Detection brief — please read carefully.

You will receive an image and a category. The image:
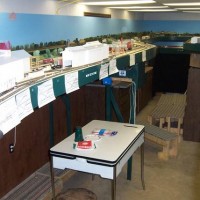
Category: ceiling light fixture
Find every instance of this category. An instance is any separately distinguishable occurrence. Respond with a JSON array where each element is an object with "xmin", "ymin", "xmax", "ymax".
[
  {"xmin": 79, "ymin": 0, "xmax": 155, "ymax": 6},
  {"xmin": 176, "ymin": 8, "xmax": 200, "ymax": 10},
  {"xmin": 164, "ymin": 2, "xmax": 200, "ymax": 6},
  {"xmin": 183, "ymin": 11, "xmax": 200, "ymax": 13},
  {"xmin": 128, "ymin": 9, "xmax": 177, "ymax": 12},
  {"xmin": 109, "ymin": 6, "xmax": 168, "ymax": 9}
]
